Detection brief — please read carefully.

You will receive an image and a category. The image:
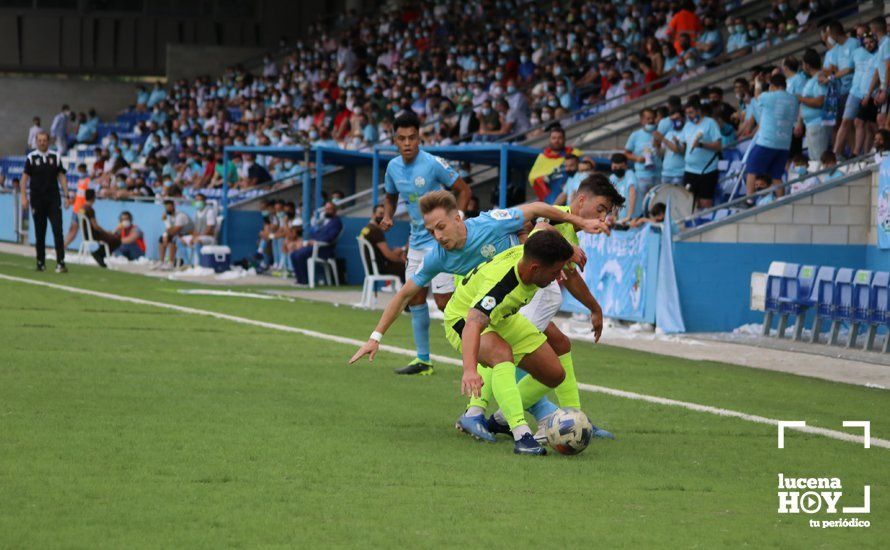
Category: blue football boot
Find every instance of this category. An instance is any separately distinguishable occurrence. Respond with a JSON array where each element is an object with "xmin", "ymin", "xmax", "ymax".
[
  {"xmin": 455, "ymin": 413, "xmax": 496, "ymax": 443},
  {"xmin": 514, "ymin": 432, "xmax": 547, "ymax": 455}
]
